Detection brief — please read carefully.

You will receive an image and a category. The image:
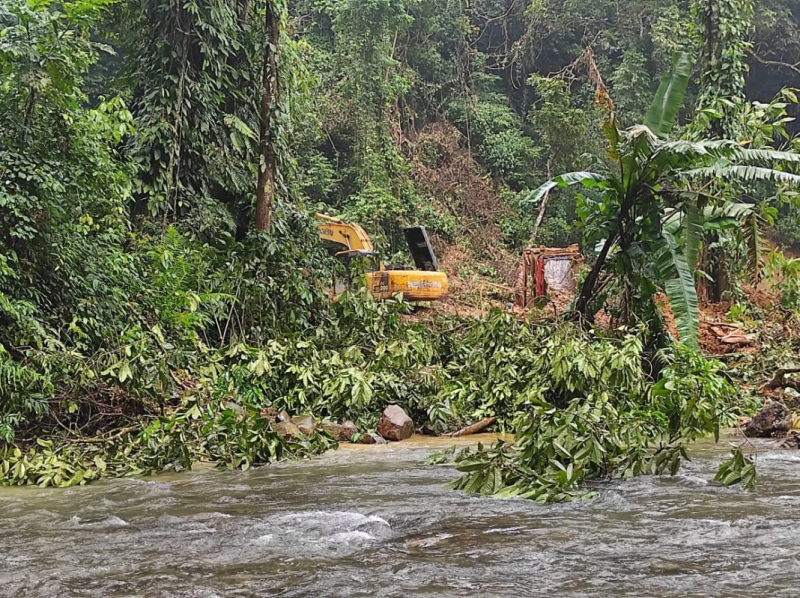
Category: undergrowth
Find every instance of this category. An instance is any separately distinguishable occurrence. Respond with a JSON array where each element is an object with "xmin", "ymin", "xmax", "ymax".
[{"xmin": 1, "ymin": 280, "xmax": 760, "ymax": 491}]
